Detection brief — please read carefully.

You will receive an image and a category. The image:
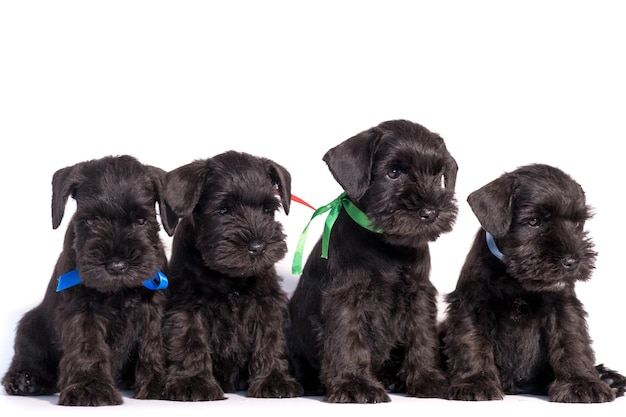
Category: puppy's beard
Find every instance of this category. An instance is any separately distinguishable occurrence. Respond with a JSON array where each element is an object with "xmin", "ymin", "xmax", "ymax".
[
  {"xmin": 77, "ymin": 265, "xmax": 160, "ymax": 292},
  {"xmin": 200, "ymin": 241, "xmax": 287, "ymax": 278},
  {"xmin": 362, "ymin": 189, "xmax": 458, "ymax": 247},
  {"xmin": 373, "ymin": 206, "xmax": 458, "ymax": 247},
  {"xmin": 75, "ymin": 241, "xmax": 163, "ymax": 292},
  {"xmin": 517, "ymin": 278, "xmax": 570, "ymax": 292},
  {"xmin": 501, "ymin": 233, "xmax": 596, "ymax": 292},
  {"xmin": 506, "ymin": 256, "xmax": 595, "ymax": 292}
]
